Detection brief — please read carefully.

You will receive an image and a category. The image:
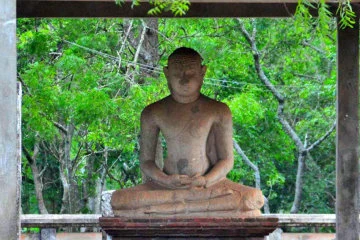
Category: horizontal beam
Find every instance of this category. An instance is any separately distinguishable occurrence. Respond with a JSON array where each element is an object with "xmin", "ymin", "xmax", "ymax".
[
  {"xmin": 19, "ymin": 232, "xmax": 352, "ymax": 240},
  {"xmin": 266, "ymin": 214, "xmax": 338, "ymax": 227},
  {"xmin": 21, "ymin": 214, "xmax": 360, "ymax": 228},
  {"xmin": 18, "ymin": 0, "xmax": 360, "ymax": 18},
  {"xmin": 21, "ymin": 214, "xmax": 102, "ymax": 228},
  {"xmin": 16, "ymin": 0, "xmax": 360, "ymax": 3},
  {"xmin": 17, "ymin": 0, "xmax": 360, "ymax": 18},
  {"xmin": 17, "ymin": 1, "xmax": 300, "ymax": 18}
]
